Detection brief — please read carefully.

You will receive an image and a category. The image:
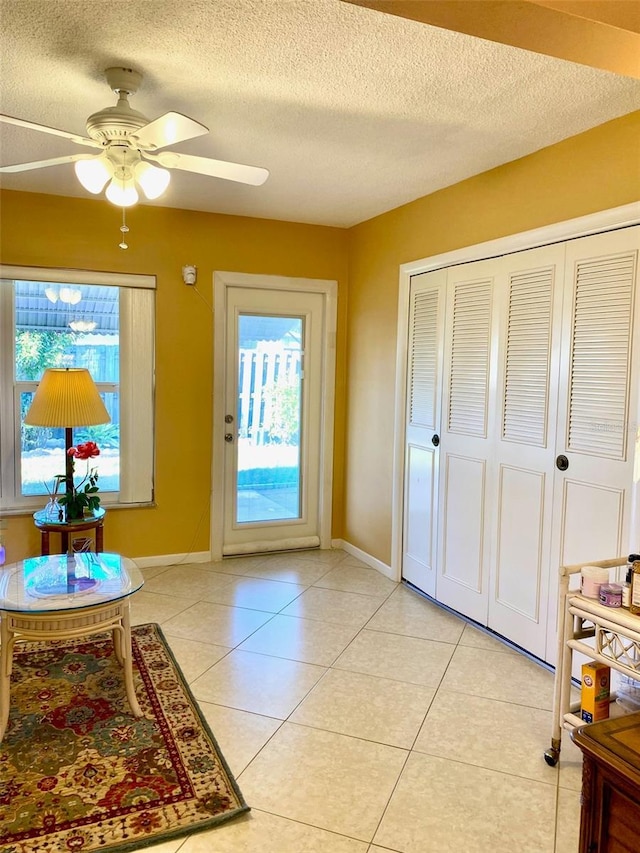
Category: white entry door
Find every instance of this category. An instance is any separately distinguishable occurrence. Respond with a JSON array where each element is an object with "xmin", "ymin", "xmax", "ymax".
[
  {"xmin": 212, "ymin": 273, "xmax": 337, "ymax": 558},
  {"xmin": 402, "ymin": 268, "xmax": 446, "ymax": 596}
]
